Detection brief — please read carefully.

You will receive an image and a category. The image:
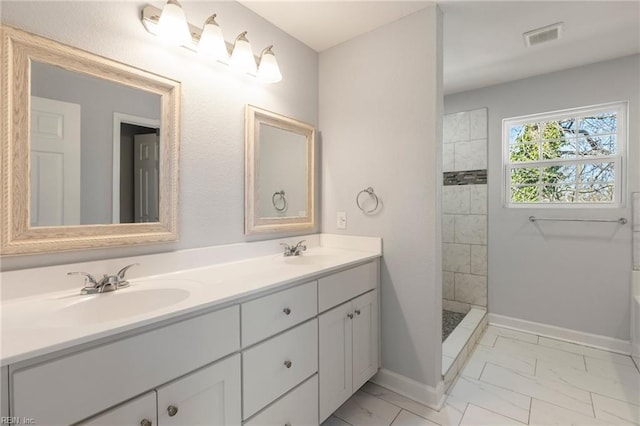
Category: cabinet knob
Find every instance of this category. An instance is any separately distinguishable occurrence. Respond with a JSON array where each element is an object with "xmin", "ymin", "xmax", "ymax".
[
  {"xmin": 140, "ymin": 420, "xmax": 152, "ymax": 426},
  {"xmin": 283, "ymin": 307, "xmax": 292, "ymax": 315},
  {"xmin": 284, "ymin": 360, "xmax": 292, "ymax": 368},
  {"xmin": 285, "ymin": 423, "xmax": 292, "ymax": 426},
  {"xmin": 347, "ymin": 313, "xmax": 354, "ymax": 319},
  {"xmin": 355, "ymin": 309, "xmax": 361, "ymax": 315},
  {"xmin": 167, "ymin": 405, "xmax": 179, "ymax": 417}
]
